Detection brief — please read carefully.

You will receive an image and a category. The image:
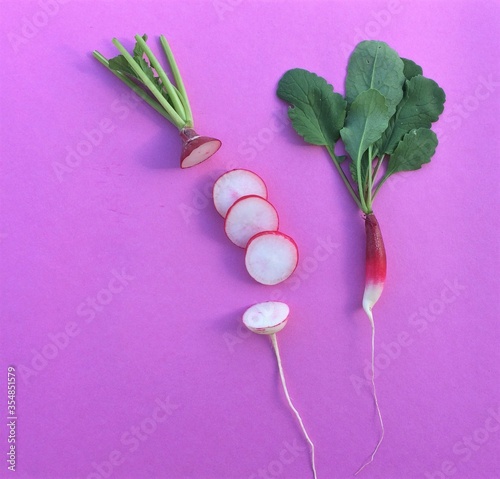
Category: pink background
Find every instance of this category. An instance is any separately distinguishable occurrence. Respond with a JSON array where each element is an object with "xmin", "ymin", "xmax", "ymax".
[{"xmin": 1, "ymin": 1, "xmax": 499, "ymax": 478}]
